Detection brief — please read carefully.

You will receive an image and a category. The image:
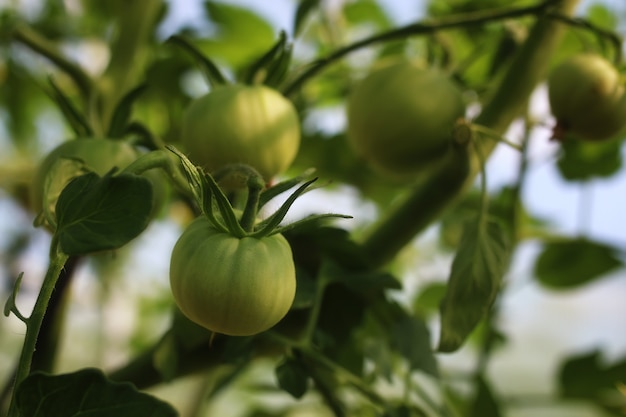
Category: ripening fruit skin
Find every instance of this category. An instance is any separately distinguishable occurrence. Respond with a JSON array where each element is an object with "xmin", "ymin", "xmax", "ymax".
[
  {"xmin": 347, "ymin": 61, "xmax": 465, "ymax": 180},
  {"xmin": 548, "ymin": 53, "xmax": 626, "ymax": 141},
  {"xmin": 181, "ymin": 84, "xmax": 301, "ymax": 181},
  {"xmin": 169, "ymin": 216, "xmax": 296, "ymax": 336}
]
